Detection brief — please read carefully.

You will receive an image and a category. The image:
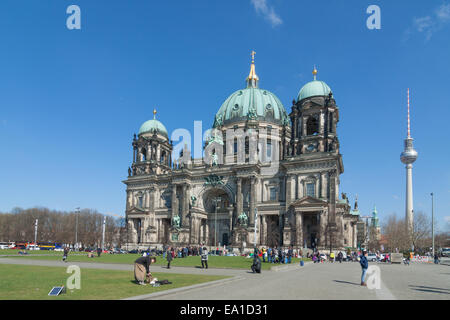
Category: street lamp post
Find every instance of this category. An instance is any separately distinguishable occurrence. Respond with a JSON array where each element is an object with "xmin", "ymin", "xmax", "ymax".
[
  {"xmin": 102, "ymin": 215, "xmax": 106, "ymax": 251},
  {"xmin": 75, "ymin": 207, "xmax": 80, "ymax": 251},
  {"xmin": 431, "ymin": 193, "xmax": 435, "ymax": 256},
  {"xmin": 212, "ymin": 197, "xmax": 221, "ymax": 253},
  {"xmin": 34, "ymin": 219, "xmax": 38, "ymax": 247},
  {"xmin": 254, "ymin": 208, "xmax": 258, "ymax": 248}
]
